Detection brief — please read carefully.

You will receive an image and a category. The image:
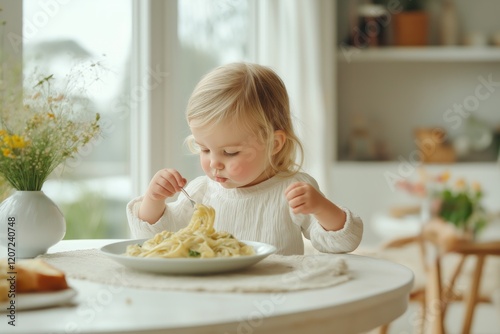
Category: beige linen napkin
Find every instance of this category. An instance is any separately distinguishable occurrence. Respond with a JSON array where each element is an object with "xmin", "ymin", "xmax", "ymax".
[{"xmin": 39, "ymin": 249, "xmax": 350, "ymax": 293}]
